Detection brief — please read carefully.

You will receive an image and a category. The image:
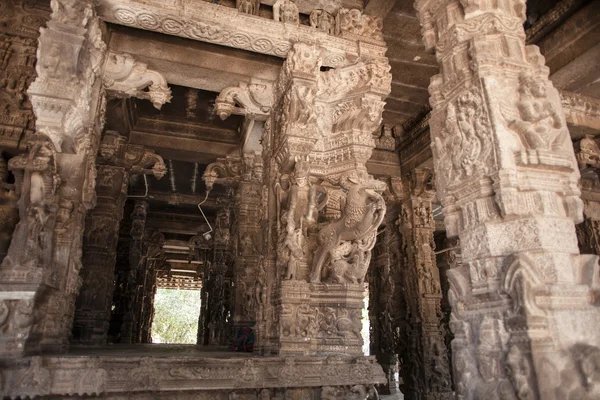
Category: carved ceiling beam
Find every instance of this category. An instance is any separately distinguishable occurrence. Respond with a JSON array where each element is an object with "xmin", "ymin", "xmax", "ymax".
[
  {"xmin": 102, "ymin": 50, "xmax": 172, "ymax": 110},
  {"xmin": 561, "ymin": 91, "xmax": 600, "ymax": 133},
  {"xmin": 97, "ymin": 0, "xmax": 387, "ymax": 68}
]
